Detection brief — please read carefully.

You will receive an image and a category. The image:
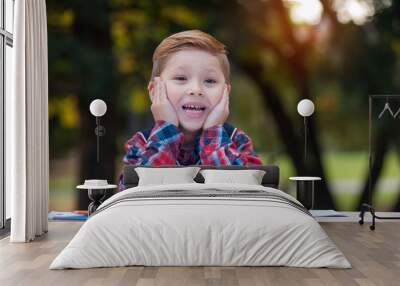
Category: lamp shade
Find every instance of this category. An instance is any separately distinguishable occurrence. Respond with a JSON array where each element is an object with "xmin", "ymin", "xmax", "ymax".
[
  {"xmin": 297, "ymin": 99, "xmax": 315, "ymax": 117},
  {"xmin": 90, "ymin": 99, "xmax": 107, "ymax": 117}
]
